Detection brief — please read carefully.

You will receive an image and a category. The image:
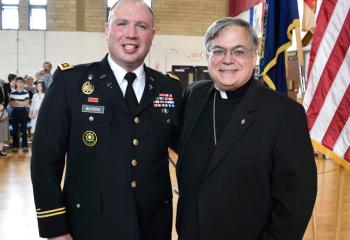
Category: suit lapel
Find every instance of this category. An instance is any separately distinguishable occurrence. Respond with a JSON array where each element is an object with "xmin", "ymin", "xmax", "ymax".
[
  {"xmin": 135, "ymin": 66, "xmax": 162, "ymax": 116},
  {"xmin": 203, "ymin": 80, "xmax": 260, "ymax": 180},
  {"xmin": 179, "ymin": 83, "xmax": 214, "ymax": 156},
  {"xmin": 96, "ymin": 56, "xmax": 129, "ymax": 114}
]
